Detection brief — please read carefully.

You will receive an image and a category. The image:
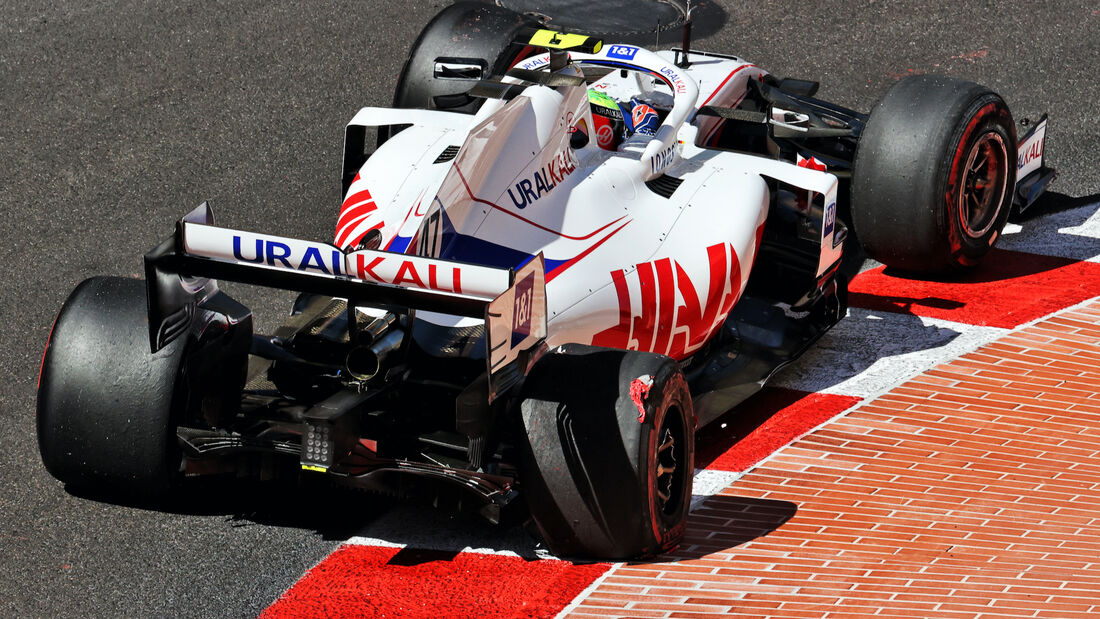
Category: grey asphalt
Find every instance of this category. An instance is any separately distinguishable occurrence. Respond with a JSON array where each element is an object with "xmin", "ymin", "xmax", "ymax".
[{"xmin": 1, "ymin": 1, "xmax": 1097, "ymax": 616}]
